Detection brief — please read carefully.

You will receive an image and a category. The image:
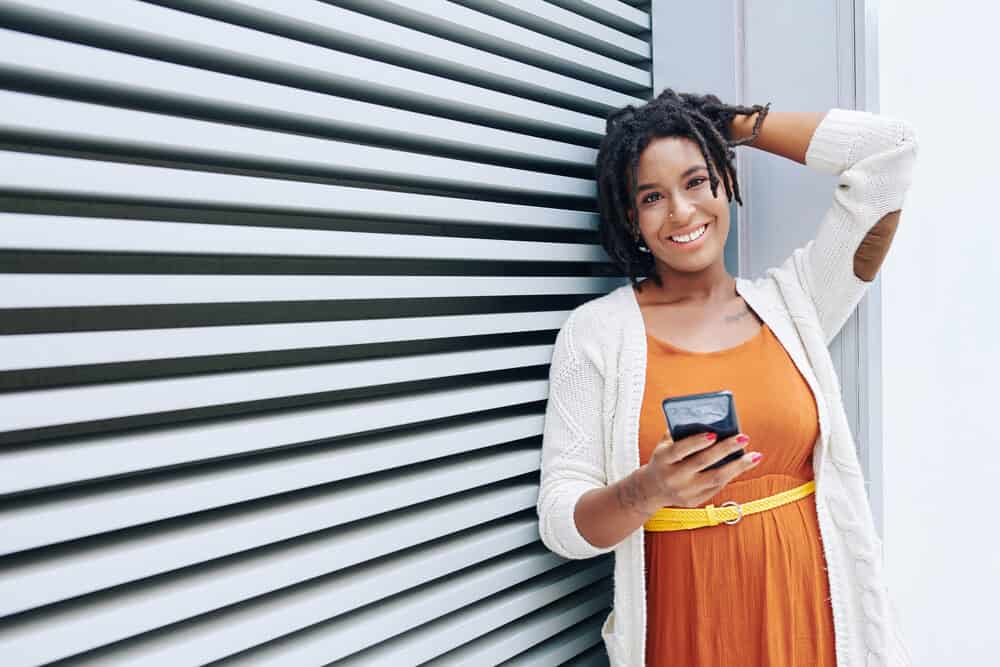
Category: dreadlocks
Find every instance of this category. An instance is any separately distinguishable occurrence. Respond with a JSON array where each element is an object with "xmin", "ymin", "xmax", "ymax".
[{"xmin": 596, "ymin": 88, "xmax": 771, "ymax": 289}]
